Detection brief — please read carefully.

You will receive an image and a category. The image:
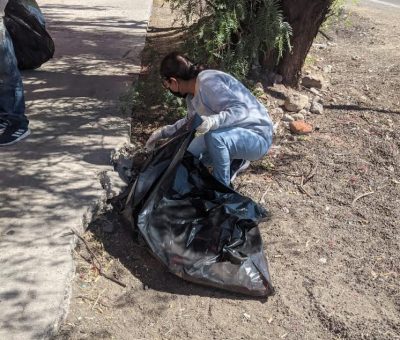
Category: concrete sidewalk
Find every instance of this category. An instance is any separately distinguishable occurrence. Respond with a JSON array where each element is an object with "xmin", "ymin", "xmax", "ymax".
[{"xmin": 0, "ymin": 0, "xmax": 152, "ymax": 338}]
